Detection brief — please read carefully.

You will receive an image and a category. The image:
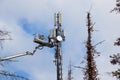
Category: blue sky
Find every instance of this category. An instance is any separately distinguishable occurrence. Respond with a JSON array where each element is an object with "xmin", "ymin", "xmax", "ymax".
[
  {"xmin": 18, "ymin": 18, "xmax": 50, "ymax": 36},
  {"xmin": 0, "ymin": 0, "xmax": 119, "ymax": 80}
]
